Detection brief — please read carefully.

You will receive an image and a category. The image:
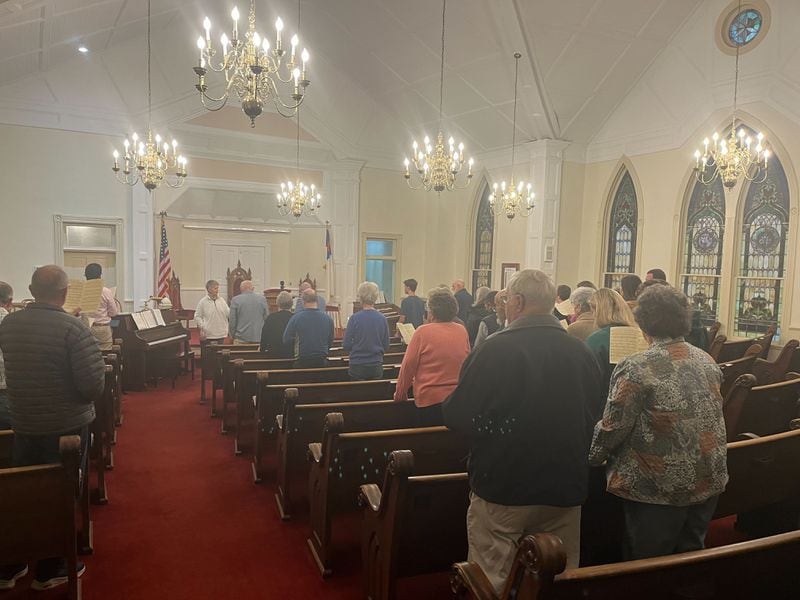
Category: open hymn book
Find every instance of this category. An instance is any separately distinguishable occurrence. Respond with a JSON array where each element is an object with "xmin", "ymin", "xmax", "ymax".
[
  {"xmin": 609, "ymin": 326, "xmax": 650, "ymax": 364},
  {"xmin": 130, "ymin": 309, "xmax": 166, "ymax": 331},
  {"xmin": 64, "ymin": 278, "xmax": 104, "ymax": 315},
  {"xmin": 396, "ymin": 323, "xmax": 415, "ymax": 345}
]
